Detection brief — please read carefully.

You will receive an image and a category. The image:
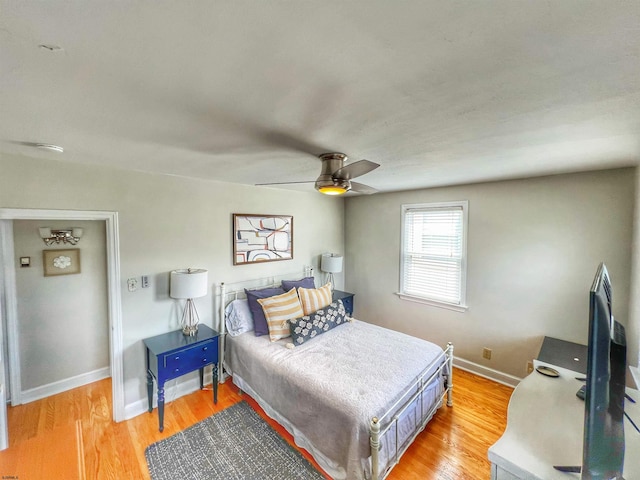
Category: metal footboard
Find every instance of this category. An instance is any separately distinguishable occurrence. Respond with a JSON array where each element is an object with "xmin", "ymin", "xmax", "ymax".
[{"xmin": 370, "ymin": 342, "xmax": 454, "ymax": 480}]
